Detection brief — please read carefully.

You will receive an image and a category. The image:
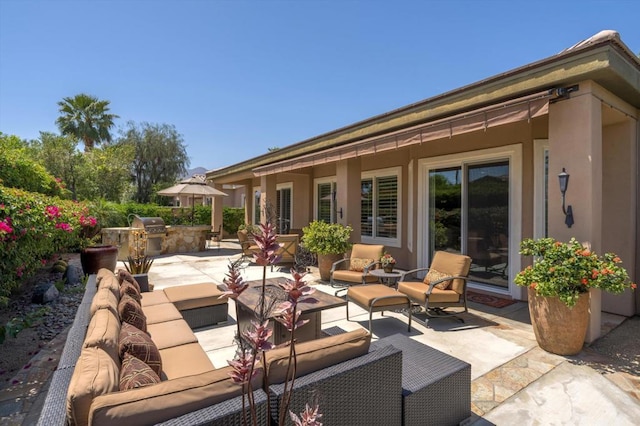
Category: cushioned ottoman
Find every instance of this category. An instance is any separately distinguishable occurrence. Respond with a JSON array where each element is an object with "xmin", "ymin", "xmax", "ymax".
[
  {"xmin": 163, "ymin": 283, "xmax": 228, "ymax": 328},
  {"xmin": 346, "ymin": 284, "xmax": 412, "ymax": 333}
]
